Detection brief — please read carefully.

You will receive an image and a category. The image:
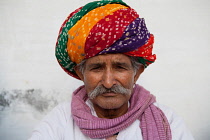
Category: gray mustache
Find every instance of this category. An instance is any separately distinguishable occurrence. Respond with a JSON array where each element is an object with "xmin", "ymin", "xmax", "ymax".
[{"xmin": 88, "ymin": 85, "xmax": 131, "ymax": 99}]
